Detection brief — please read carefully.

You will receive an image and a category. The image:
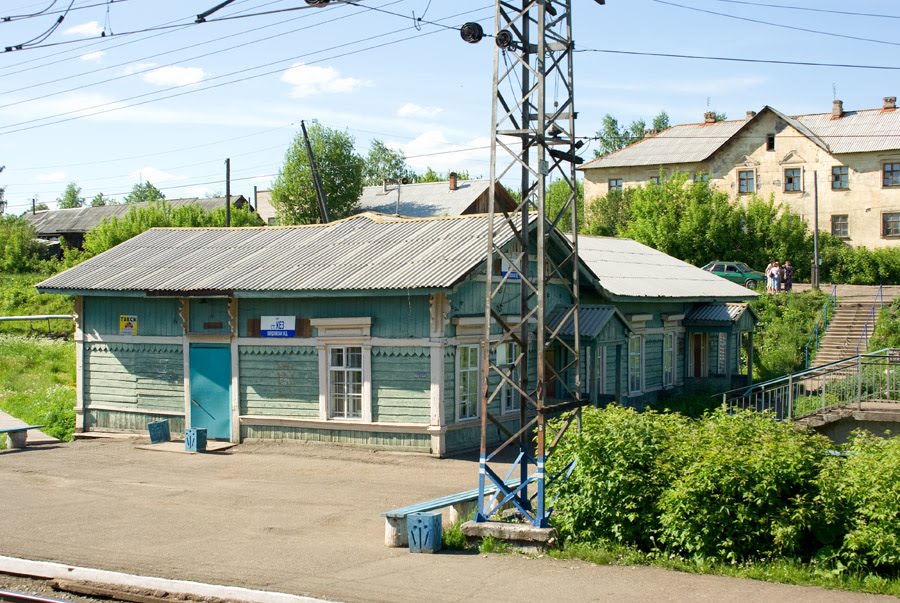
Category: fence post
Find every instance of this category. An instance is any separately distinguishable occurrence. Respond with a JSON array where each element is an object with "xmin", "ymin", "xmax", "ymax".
[
  {"xmin": 721, "ymin": 393, "xmax": 727, "ymax": 410},
  {"xmin": 821, "ymin": 375, "xmax": 826, "ymax": 413},
  {"xmin": 787, "ymin": 374, "xmax": 793, "ymax": 420},
  {"xmin": 856, "ymin": 354, "xmax": 863, "ymax": 410}
]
